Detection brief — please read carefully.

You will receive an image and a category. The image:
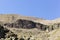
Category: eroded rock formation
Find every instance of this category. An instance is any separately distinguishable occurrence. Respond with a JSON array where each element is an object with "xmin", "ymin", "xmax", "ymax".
[
  {"xmin": 4, "ymin": 19, "xmax": 48, "ymax": 31},
  {"xmin": 0, "ymin": 14, "xmax": 60, "ymax": 40},
  {"xmin": 4, "ymin": 19, "xmax": 60, "ymax": 32}
]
